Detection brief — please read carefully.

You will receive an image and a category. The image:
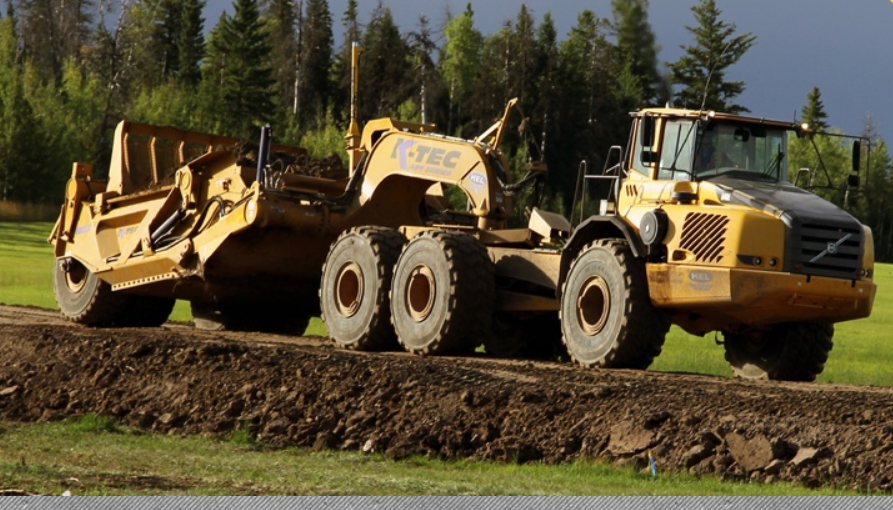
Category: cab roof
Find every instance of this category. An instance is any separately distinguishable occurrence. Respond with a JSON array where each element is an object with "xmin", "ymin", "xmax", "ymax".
[{"xmin": 633, "ymin": 108, "xmax": 801, "ymax": 131}]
